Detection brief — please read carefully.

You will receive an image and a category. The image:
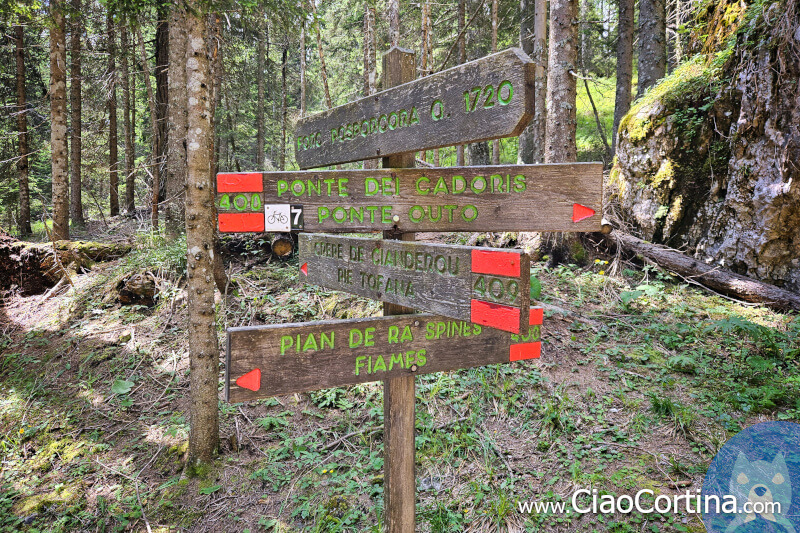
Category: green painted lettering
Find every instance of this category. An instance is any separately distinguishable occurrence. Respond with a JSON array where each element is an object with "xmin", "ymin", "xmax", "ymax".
[{"xmin": 280, "ymin": 335, "xmax": 293, "ymax": 355}]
